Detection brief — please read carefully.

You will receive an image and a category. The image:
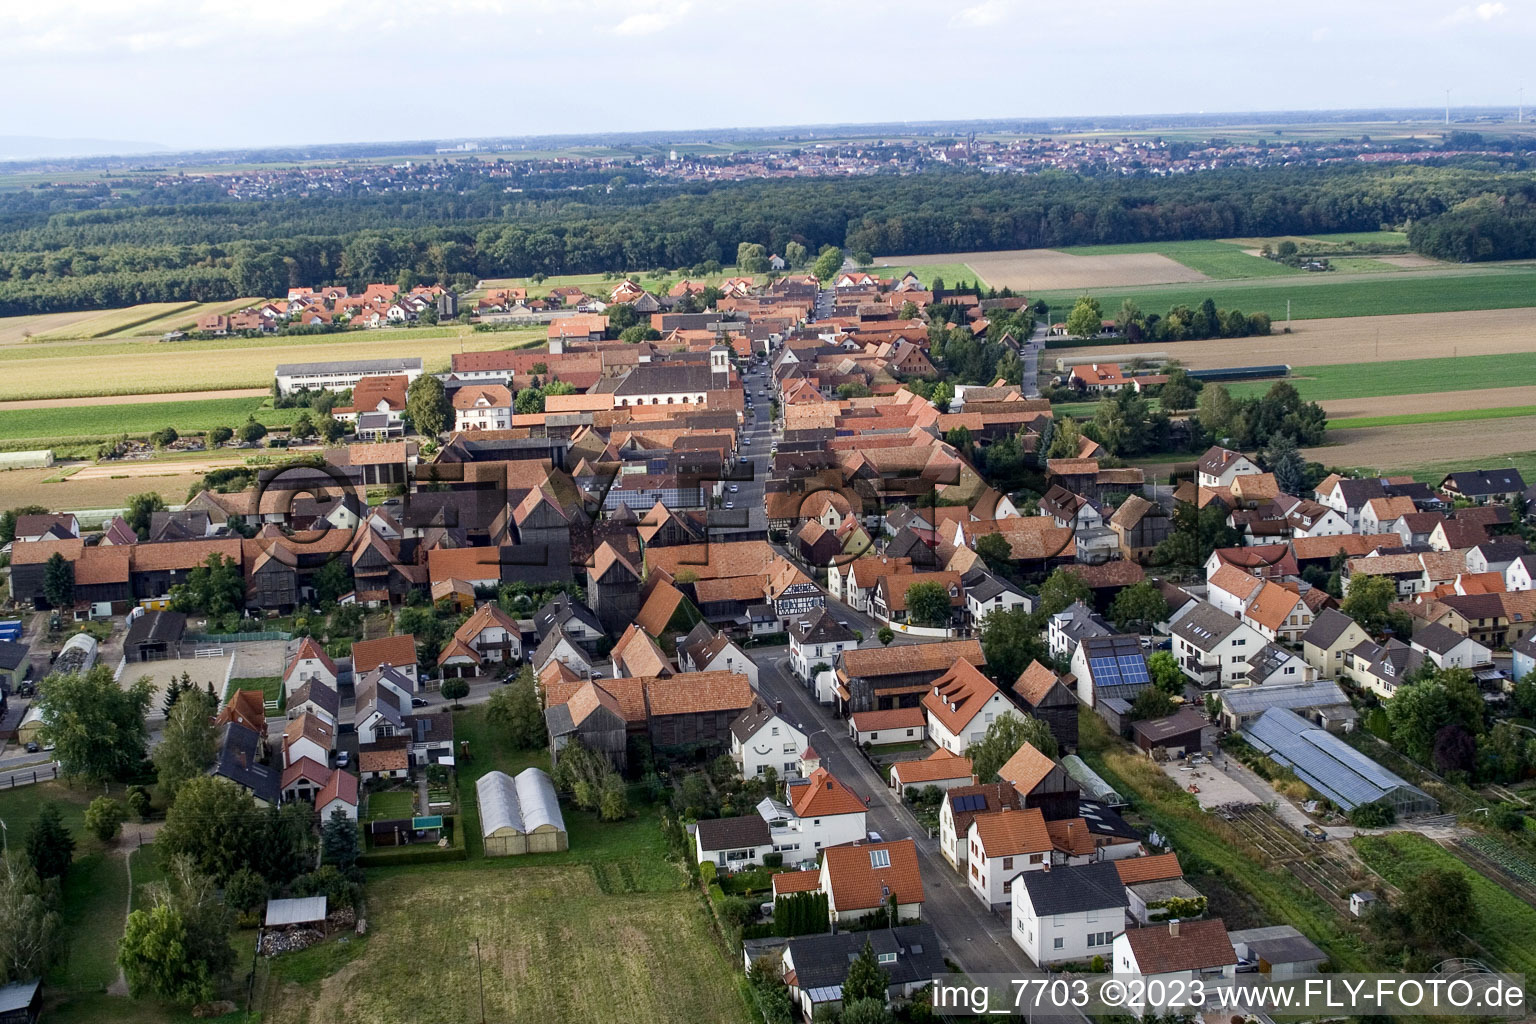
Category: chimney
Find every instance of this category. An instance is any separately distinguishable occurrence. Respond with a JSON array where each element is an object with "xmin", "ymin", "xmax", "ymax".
[
  {"xmin": 1168, "ymin": 919, "xmax": 1180, "ymax": 938},
  {"xmin": 775, "ymin": 700, "xmax": 783, "ymax": 714}
]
